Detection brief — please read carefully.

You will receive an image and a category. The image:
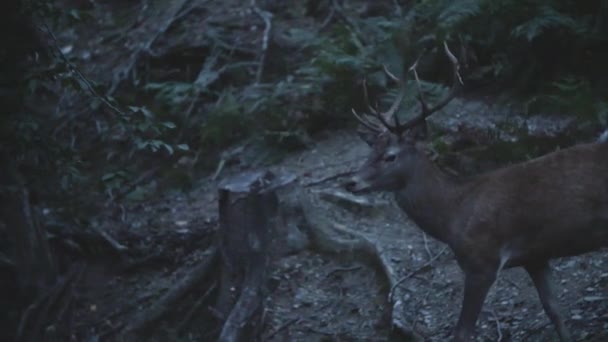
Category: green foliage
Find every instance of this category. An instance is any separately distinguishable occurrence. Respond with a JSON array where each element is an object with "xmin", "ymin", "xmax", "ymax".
[
  {"xmin": 145, "ymin": 82, "xmax": 195, "ymax": 107},
  {"xmin": 400, "ymin": 0, "xmax": 608, "ymax": 124},
  {"xmin": 0, "ymin": 0, "xmax": 193, "ymax": 218},
  {"xmin": 200, "ymin": 90, "xmax": 251, "ymax": 147},
  {"xmin": 524, "ymin": 76, "xmax": 608, "ymax": 126},
  {"xmin": 511, "ymin": 5, "xmax": 588, "ymax": 42},
  {"xmin": 8, "ymin": 0, "xmax": 607, "ymax": 221}
]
